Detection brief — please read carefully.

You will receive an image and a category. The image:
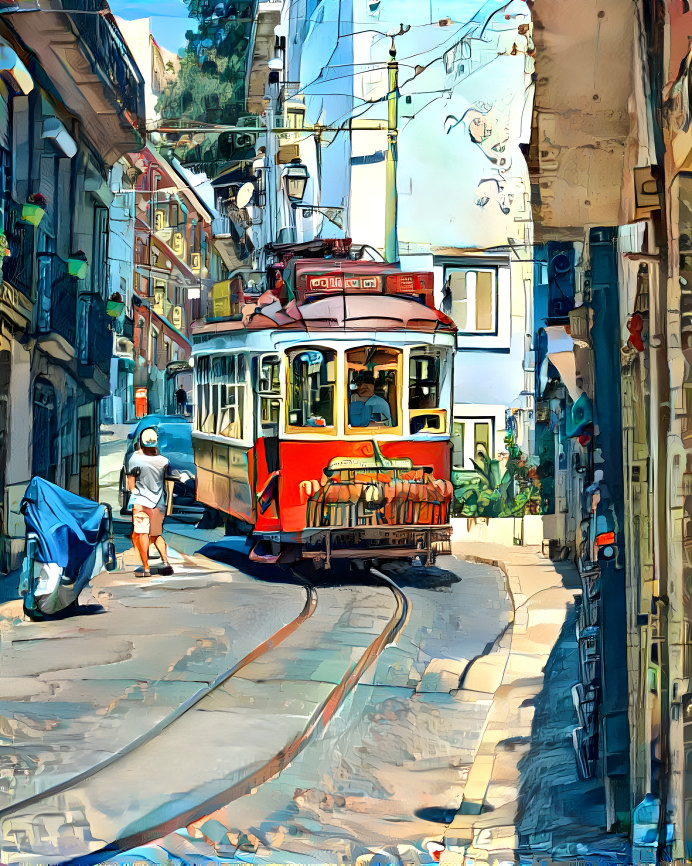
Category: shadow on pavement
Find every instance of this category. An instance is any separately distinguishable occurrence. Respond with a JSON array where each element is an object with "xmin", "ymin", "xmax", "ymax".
[
  {"xmin": 514, "ymin": 603, "xmax": 629, "ymax": 859},
  {"xmin": 24, "ymin": 602, "xmax": 108, "ymax": 622},
  {"xmin": 199, "ymin": 540, "xmax": 462, "ymax": 592}
]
